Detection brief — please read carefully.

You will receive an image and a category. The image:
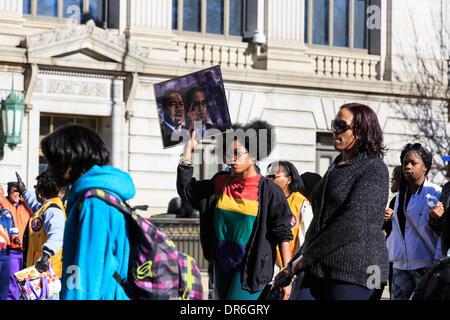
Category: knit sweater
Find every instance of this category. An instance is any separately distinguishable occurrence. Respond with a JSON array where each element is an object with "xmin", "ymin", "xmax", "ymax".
[{"xmin": 294, "ymin": 152, "xmax": 390, "ymax": 288}]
